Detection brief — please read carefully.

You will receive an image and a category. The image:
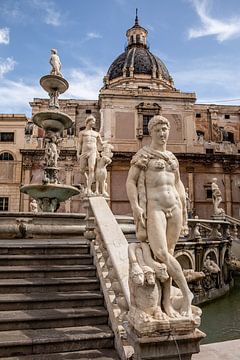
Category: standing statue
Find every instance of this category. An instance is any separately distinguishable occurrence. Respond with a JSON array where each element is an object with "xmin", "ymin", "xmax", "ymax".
[
  {"xmin": 44, "ymin": 132, "xmax": 61, "ymax": 168},
  {"xmin": 95, "ymin": 143, "xmax": 114, "ymax": 197},
  {"xmin": 77, "ymin": 115, "xmax": 105, "ymax": 196},
  {"xmin": 126, "ymin": 115, "xmax": 193, "ymax": 319},
  {"xmin": 211, "ymin": 178, "xmax": 225, "ymax": 216},
  {"xmin": 49, "ymin": 48, "xmax": 62, "ymax": 77}
]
